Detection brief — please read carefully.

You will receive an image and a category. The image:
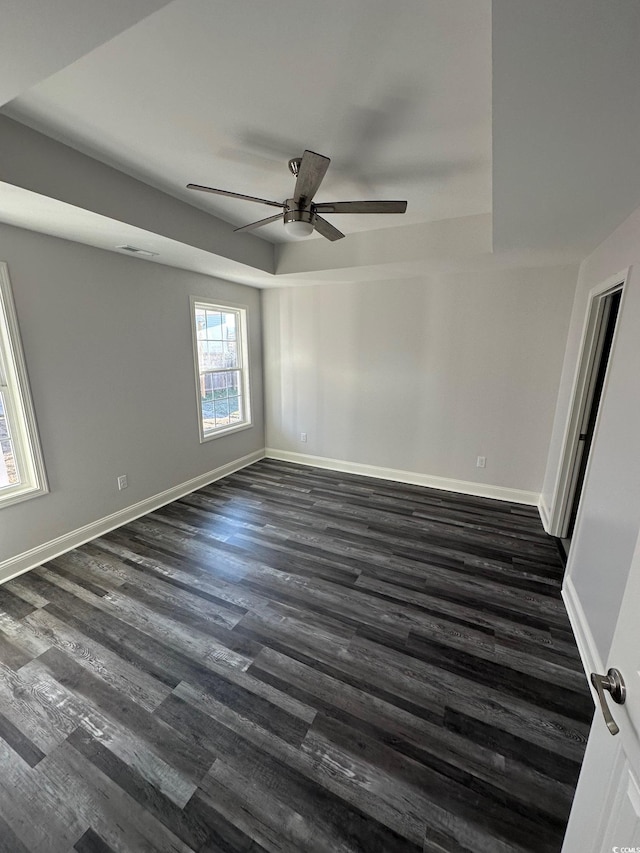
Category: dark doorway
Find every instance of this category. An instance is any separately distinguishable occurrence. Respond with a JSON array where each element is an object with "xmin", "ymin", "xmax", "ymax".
[{"xmin": 563, "ymin": 287, "xmax": 622, "ymax": 551}]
